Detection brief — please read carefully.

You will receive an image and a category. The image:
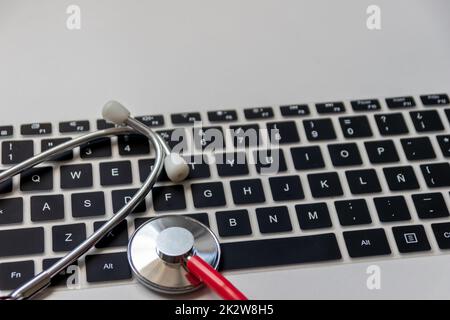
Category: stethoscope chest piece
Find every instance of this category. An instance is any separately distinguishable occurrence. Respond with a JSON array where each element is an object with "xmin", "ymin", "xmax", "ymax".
[{"xmin": 128, "ymin": 215, "xmax": 221, "ymax": 295}]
